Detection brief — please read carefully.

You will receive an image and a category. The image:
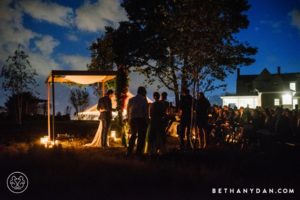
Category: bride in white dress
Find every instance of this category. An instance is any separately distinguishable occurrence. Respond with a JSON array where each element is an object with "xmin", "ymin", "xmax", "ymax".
[
  {"xmin": 84, "ymin": 92, "xmax": 118, "ymax": 147},
  {"xmin": 84, "ymin": 120, "xmax": 103, "ymax": 147}
]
